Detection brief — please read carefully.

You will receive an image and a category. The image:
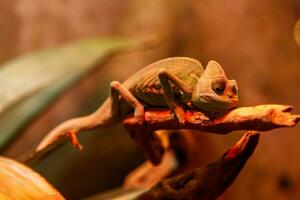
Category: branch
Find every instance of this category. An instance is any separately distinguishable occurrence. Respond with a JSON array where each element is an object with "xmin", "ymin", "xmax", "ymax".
[
  {"xmin": 138, "ymin": 131, "xmax": 260, "ymax": 200},
  {"xmin": 87, "ymin": 131, "xmax": 260, "ymax": 200},
  {"xmin": 122, "ymin": 104, "xmax": 299, "ymax": 165},
  {"xmin": 123, "ymin": 104, "xmax": 300, "ymax": 133},
  {"xmin": 26, "ymin": 104, "xmax": 299, "ymax": 165}
]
